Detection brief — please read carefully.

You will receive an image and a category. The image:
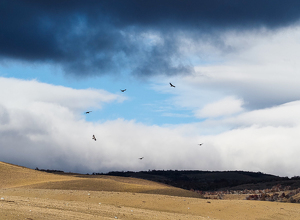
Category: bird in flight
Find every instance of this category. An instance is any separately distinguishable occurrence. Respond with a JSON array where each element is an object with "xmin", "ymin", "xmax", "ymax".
[
  {"xmin": 120, "ymin": 89, "xmax": 126, "ymax": 92},
  {"xmin": 198, "ymin": 143, "xmax": 203, "ymax": 146},
  {"xmin": 169, "ymin": 83, "xmax": 175, "ymax": 87},
  {"xmin": 92, "ymin": 135, "xmax": 96, "ymax": 141},
  {"xmin": 139, "ymin": 157, "xmax": 144, "ymax": 160},
  {"xmin": 85, "ymin": 111, "xmax": 92, "ymax": 114}
]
